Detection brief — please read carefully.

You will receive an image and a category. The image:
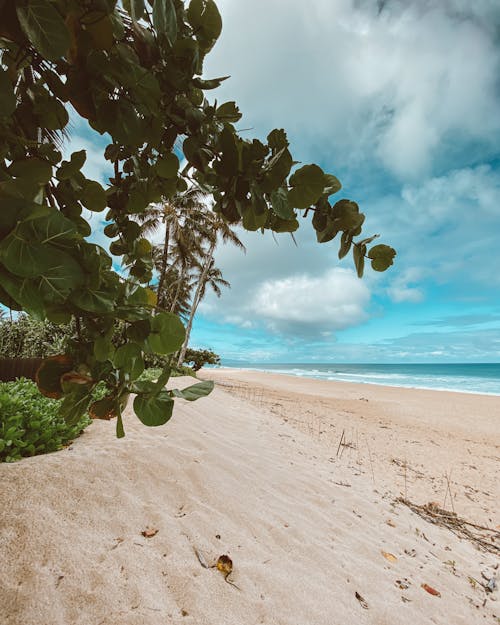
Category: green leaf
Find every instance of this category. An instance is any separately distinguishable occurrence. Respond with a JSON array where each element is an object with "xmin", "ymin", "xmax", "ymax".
[
  {"xmin": 172, "ymin": 380, "xmax": 214, "ymax": 401},
  {"xmin": 353, "ymin": 243, "xmax": 366, "ymax": 278},
  {"xmin": 133, "ymin": 391, "xmax": 174, "ymax": 426},
  {"xmin": 192, "ymin": 76, "xmax": 229, "ymax": 90},
  {"xmin": 59, "ymin": 385, "xmax": 93, "ymax": 426},
  {"xmin": 8, "ymin": 158, "xmax": 52, "ymax": 184},
  {"xmin": 146, "ymin": 312, "xmax": 185, "ymax": 355},
  {"xmin": 216, "ymin": 101, "xmax": 242, "ymax": 123},
  {"xmin": 16, "ymin": 0, "xmax": 71, "ymax": 61},
  {"xmin": 331, "ymin": 199, "xmax": 365, "ymax": 231},
  {"xmin": 189, "ymin": 0, "xmax": 222, "ymax": 50},
  {"xmin": 368, "ymin": 244, "xmax": 396, "ymax": 272},
  {"xmin": 270, "ymin": 188, "xmax": 295, "ymax": 219},
  {"xmin": 71, "ymin": 289, "xmax": 115, "ymax": 314},
  {"xmin": 113, "ymin": 343, "xmax": 144, "ymax": 380},
  {"xmin": 0, "ymin": 234, "xmax": 74, "ymax": 280},
  {"xmin": 94, "ymin": 336, "xmax": 114, "ymax": 362},
  {"xmin": 217, "ymin": 127, "xmax": 239, "ymax": 177},
  {"xmin": 116, "ymin": 412, "xmax": 125, "ymax": 438},
  {"xmin": 153, "ymin": 0, "xmax": 177, "ymax": 44},
  {"xmin": 155, "ymin": 153, "xmax": 179, "ymax": 178},
  {"xmin": 288, "ymin": 164, "xmax": 325, "ymax": 209},
  {"xmin": 33, "ymin": 94, "xmax": 68, "ymax": 130},
  {"xmin": 240, "ymin": 203, "xmax": 267, "ymax": 231},
  {"xmin": 84, "ymin": 11, "xmax": 115, "ymax": 50},
  {"xmin": 81, "ymin": 181, "xmax": 107, "ymax": 212},
  {"xmin": 267, "ymin": 129, "xmax": 289, "ymax": 151},
  {"xmin": 323, "ymin": 174, "xmax": 342, "ymax": 196},
  {"xmin": 56, "ymin": 150, "xmax": 86, "ymax": 180},
  {"xmin": 338, "ymin": 231, "xmax": 352, "ymax": 259},
  {"xmin": 0, "ymin": 68, "xmax": 16, "ymax": 117},
  {"xmin": 35, "ymin": 355, "xmax": 73, "ymax": 399}
]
